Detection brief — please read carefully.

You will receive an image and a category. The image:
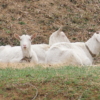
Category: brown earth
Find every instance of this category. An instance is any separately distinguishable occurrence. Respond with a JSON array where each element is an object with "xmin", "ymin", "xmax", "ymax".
[{"xmin": 0, "ymin": 0, "xmax": 100, "ymax": 45}]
